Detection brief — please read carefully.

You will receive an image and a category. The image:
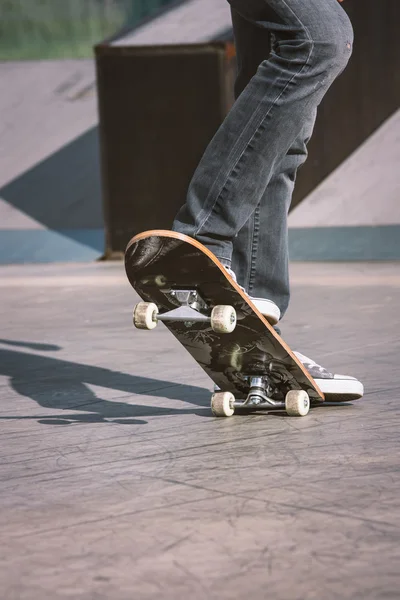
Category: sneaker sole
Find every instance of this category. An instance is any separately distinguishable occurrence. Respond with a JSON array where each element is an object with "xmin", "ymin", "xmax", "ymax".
[{"xmin": 314, "ymin": 378, "xmax": 364, "ymax": 402}]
